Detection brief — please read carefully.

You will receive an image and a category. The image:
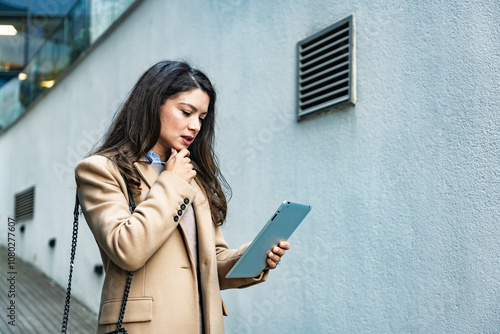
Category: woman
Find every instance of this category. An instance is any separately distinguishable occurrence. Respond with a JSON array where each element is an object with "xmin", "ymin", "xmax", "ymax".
[{"xmin": 75, "ymin": 60, "xmax": 290, "ymax": 333}]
